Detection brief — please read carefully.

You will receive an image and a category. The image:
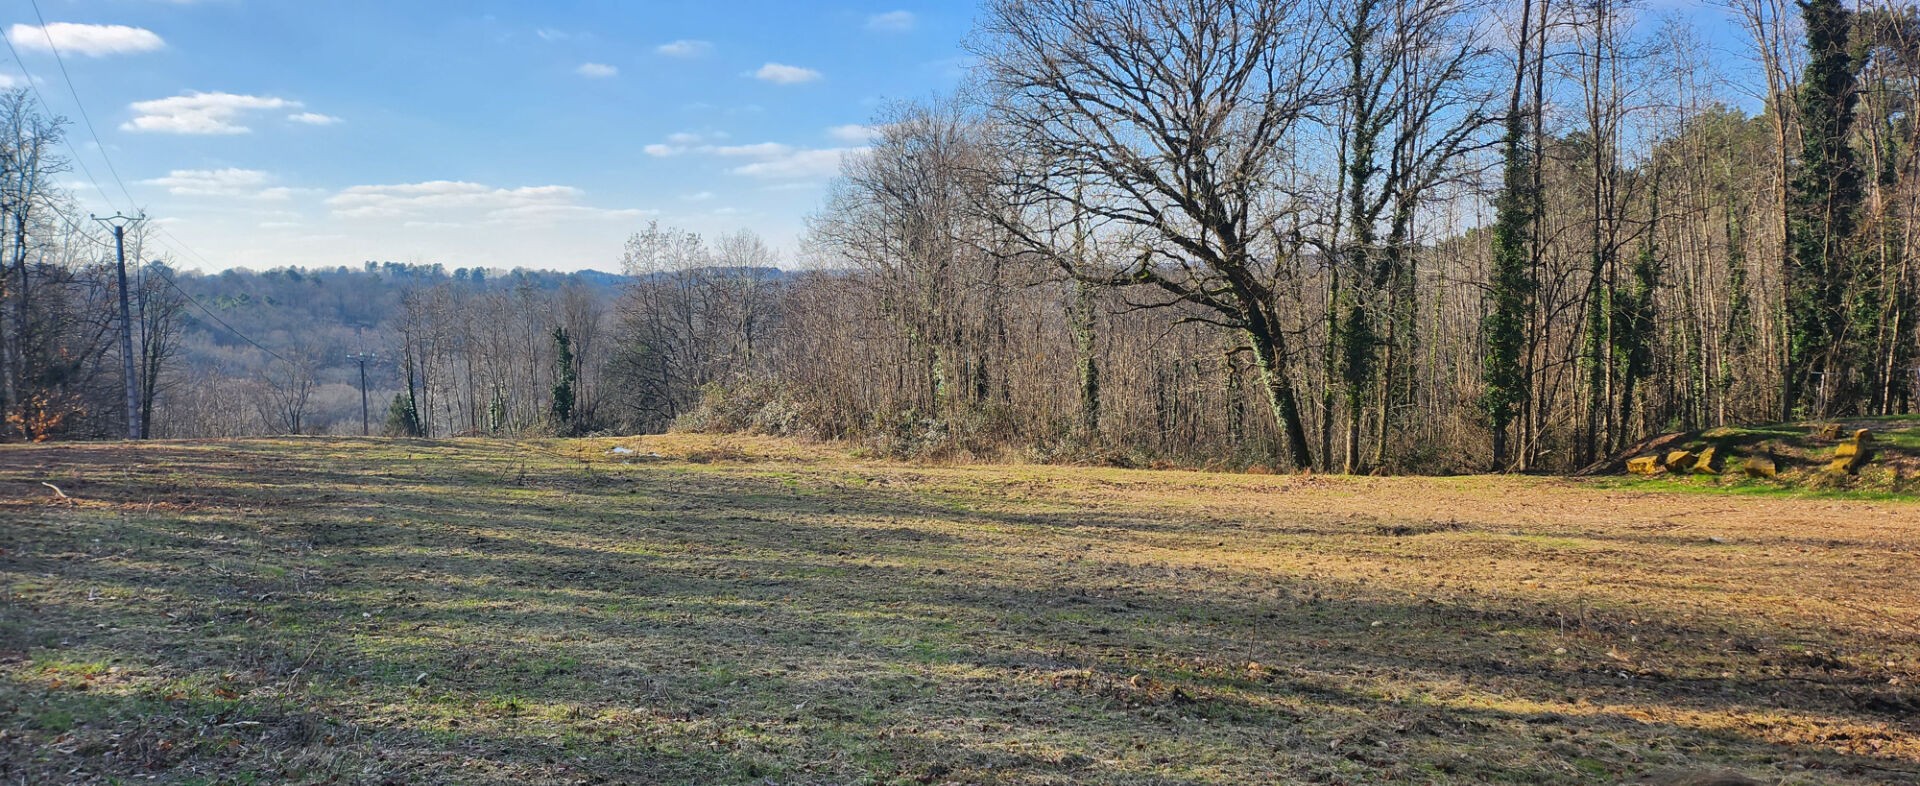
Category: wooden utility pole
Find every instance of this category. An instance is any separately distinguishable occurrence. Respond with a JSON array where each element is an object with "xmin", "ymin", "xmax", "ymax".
[
  {"xmin": 93, "ymin": 213, "xmax": 144, "ymax": 440},
  {"xmin": 348, "ymin": 351, "xmax": 377, "ymax": 435}
]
